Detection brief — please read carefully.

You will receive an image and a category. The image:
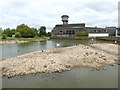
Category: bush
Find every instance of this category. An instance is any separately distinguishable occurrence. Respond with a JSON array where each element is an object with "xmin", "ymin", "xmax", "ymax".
[
  {"xmin": 34, "ymin": 35, "xmax": 39, "ymax": 38},
  {"xmin": 46, "ymin": 32, "xmax": 51, "ymax": 37},
  {"xmin": 2, "ymin": 34, "xmax": 7, "ymax": 39},
  {"xmin": 15, "ymin": 32, "xmax": 21, "ymax": 38},
  {"xmin": 38, "ymin": 26, "xmax": 46, "ymax": 37},
  {"xmin": 16, "ymin": 24, "xmax": 36, "ymax": 38},
  {"xmin": 2, "ymin": 28, "xmax": 16, "ymax": 37},
  {"xmin": 75, "ymin": 31, "xmax": 88, "ymax": 37}
]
